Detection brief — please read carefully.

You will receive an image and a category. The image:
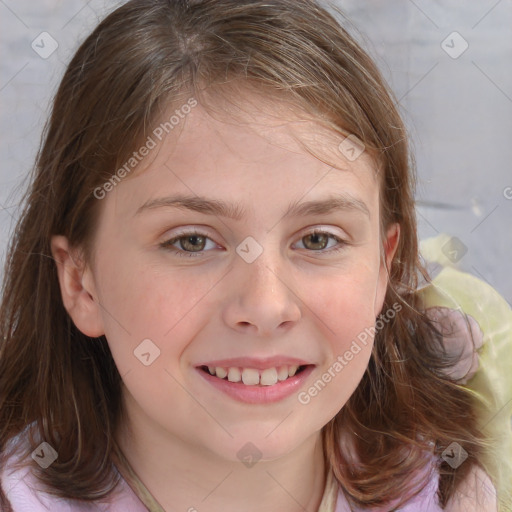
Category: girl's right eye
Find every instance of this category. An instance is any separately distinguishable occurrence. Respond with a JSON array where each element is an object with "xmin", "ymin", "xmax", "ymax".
[{"xmin": 160, "ymin": 230, "xmax": 218, "ymax": 257}]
